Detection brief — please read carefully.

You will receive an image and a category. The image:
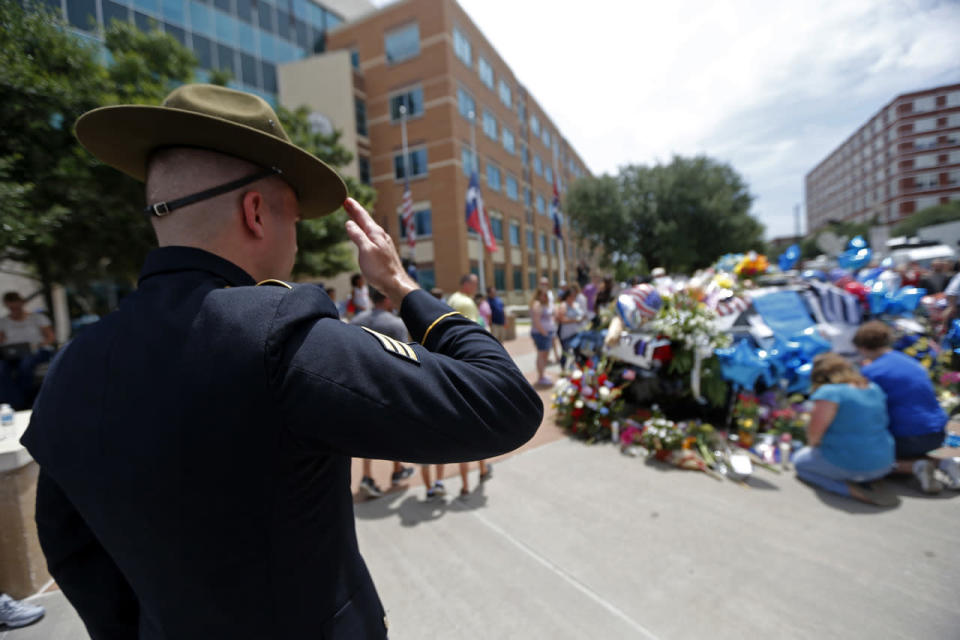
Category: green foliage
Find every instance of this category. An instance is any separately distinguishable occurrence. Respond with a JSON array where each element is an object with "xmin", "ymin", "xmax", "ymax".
[
  {"xmin": 566, "ymin": 155, "xmax": 764, "ymax": 274},
  {"xmin": 891, "ymin": 201, "xmax": 960, "ymax": 238},
  {"xmin": 0, "ymin": 0, "xmax": 371, "ymax": 308}
]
